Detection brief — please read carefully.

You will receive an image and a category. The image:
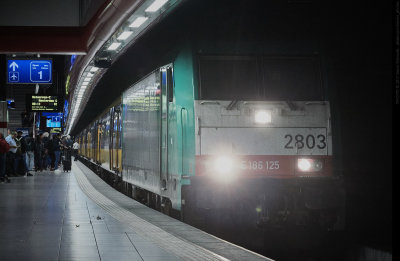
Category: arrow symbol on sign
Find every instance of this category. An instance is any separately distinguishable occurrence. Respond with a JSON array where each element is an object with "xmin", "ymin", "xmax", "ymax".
[{"xmin": 9, "ymin": 62, "xmax": 19, "ymax": 71}]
